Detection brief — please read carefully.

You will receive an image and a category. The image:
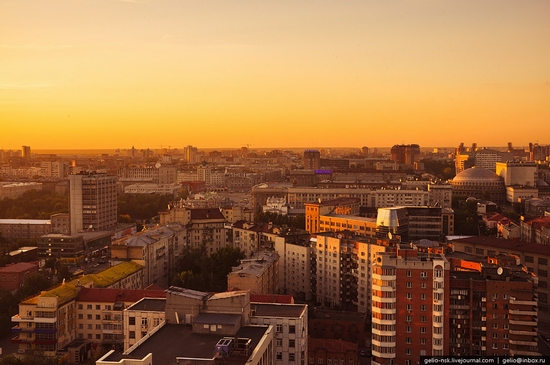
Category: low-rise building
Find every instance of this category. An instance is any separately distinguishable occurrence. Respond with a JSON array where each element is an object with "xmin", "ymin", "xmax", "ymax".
[
  {"xmin": 0, "ymin": 219, "xmax": 51, "ymax": 241},
  {"xmin": 0, "ymin": 262, "xmax": 39, "ymax": 291},
  {"xmin": 249, "ymin": 302, "xmax": 308, "ymax": 365}
]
